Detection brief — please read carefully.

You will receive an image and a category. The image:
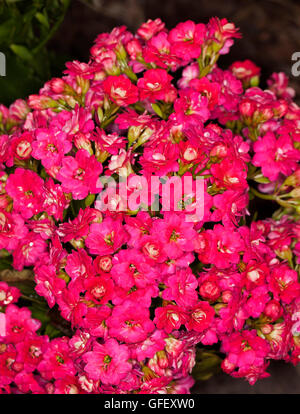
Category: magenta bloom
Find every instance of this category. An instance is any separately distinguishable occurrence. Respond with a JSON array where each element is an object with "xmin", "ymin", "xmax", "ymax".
[
  {"xmin": 32, "ymin": 129, "xmax": 72, "ymax": 169},
  {"xmin": 0, "ymin": 209, "xmax": 28, "ymax": 251},
  {"xmin": 151, "ymin": 212, "xmax": 197, "ymax": 259},
  {"xmin": 38, "ymin": 338, "xmax": 76, "ymax": 380},
  {"xmin": 186, "ymin": 301, "xmax": 215, "ymax": 333},
  {"xmin": 57, "ymin": 149, "xmax": 103, "ymax": 199},
  {"xmin": 41, "ymin": 178, "xmax": 69, "ymax": 221},
  {"xmin": 111, "ymin": 249, "xmax": 157, "ymax": 290},
  {"xmin": 12, "ymin": 232, "xmax": 47, "ymax": 271},
  {"xmin": 84, "ymin": 274, "xmax": 114, "ymax": 305},
  {"xmin": 102, "ymin": 75, "xmax": 139, "ymax": 107},
  {"xmin": 154, "ymin": 305, "xmax": 188, "ymax": 334},
  {"xmin": 2, "ymin": 305, "xmax": 41, "ymax": 344},
  {"xmin": 253, "ymin": 132, "xmax": 300, "ymax": 181},
  {"xmin": 85, "ymin": 217, "xmax": 128, "ymax": 255},
  {"xmin": 137, "ymin": 69, "xmax": 175, "ymax": 102},
  {"xmin": 16, "ymin": 334, "xmax": 49, "ymax": 372},
  {"xmin": 34, "ymin": 264, "xmax": 66, "ymax": 308},
  {"xmin": 162, "ymin": 268, "xmax": 198, "ymax": 308},
  {"xmin": 83, "ymin": 338, "xmax": 131, "ymax": 385},
  {"xmin": 173, "ymin": 89, "xmax": 210, "ymax": 125},
  {"xmin": 107, "ymin": 301, "xmax": 155, "ymax": 343},
  {"xmin": 0, "ymin": 282, "xmax": 20, "ymax": 307},
  {"xmin": 221, "ymin": 330, "xmax": 270, "ymax": 369},
  {"xmin": 268, "ymin": 264, "xmax": 300, "ymax": 304},
  {"xmin": 168, "ymin": 20, "xmax": 205, "ymax": 59},
  {"xmin": 195, "ymin": 224, "xmax": 244, "ymax": 268},
  {"xmin": 5, "ymin": 168, "xmax": 44, "ymax": 219}
]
